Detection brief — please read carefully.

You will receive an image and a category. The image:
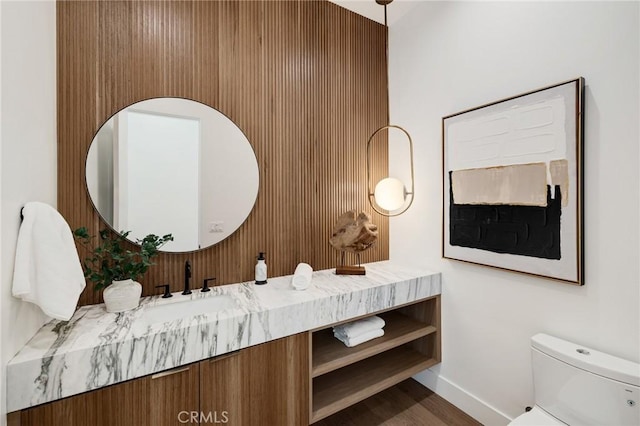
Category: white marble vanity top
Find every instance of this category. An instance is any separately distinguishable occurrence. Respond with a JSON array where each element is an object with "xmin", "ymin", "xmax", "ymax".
[{"xmin": 7, "ymin": 260, "xmax": 441, "ymax": 412}]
